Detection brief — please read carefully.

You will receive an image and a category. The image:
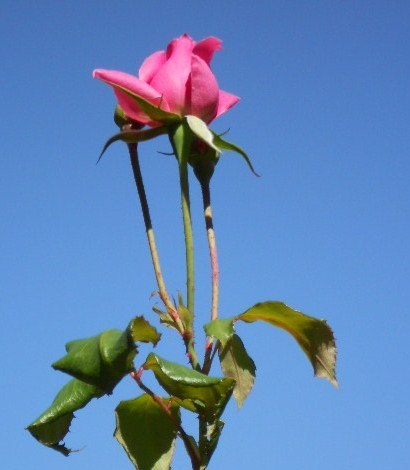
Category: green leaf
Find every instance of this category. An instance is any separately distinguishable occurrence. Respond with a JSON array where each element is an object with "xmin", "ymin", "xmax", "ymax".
[
  {"xmin": 219, "ymin": 335, "xmax": 256, "ymax": 408},
  {"xmin": 102, "ymin": 79, "xmax": 181, "ymax": 124},
  {"xmin": 98, "ymin": 126, "xmax": 168, "ymax": 162},
  {"xmin": 204, "ymin": 318, "xmax": 235, "ymax": 347},
  {"xmin": 52, "ymin": 329, "xmax": 136, "ymax": 393},
  {"xmin": 212, "ymin": 132, "xmax": 258, "ymax": 176},
  {"xmin": 115, "ymin": 394, "xmax": 179, "ymax": 470},
  {"xmin": 177, "ymin": 294, "xmax": 193, "ymax": 334},
  {"xmin": 238, "ymin": 301, "xmax": 338, "ymax": 387},
  {"xmin": 152, "ymin": 306, "xmax": 179, "ymax": 333},
  {"xmin": 27, "ymin": 379, "xmax": 104, "ymax": 455},
  {"xmin": 129, "ymin": 316, "xmax": 161, "ymax": 347},
  {"xmin": 185, "ymin": 115, "xmax": 221, "ymax": 154},
  {"xmin": 143, "ymin": 353, "xmax": 235, "ymax": 422}
]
